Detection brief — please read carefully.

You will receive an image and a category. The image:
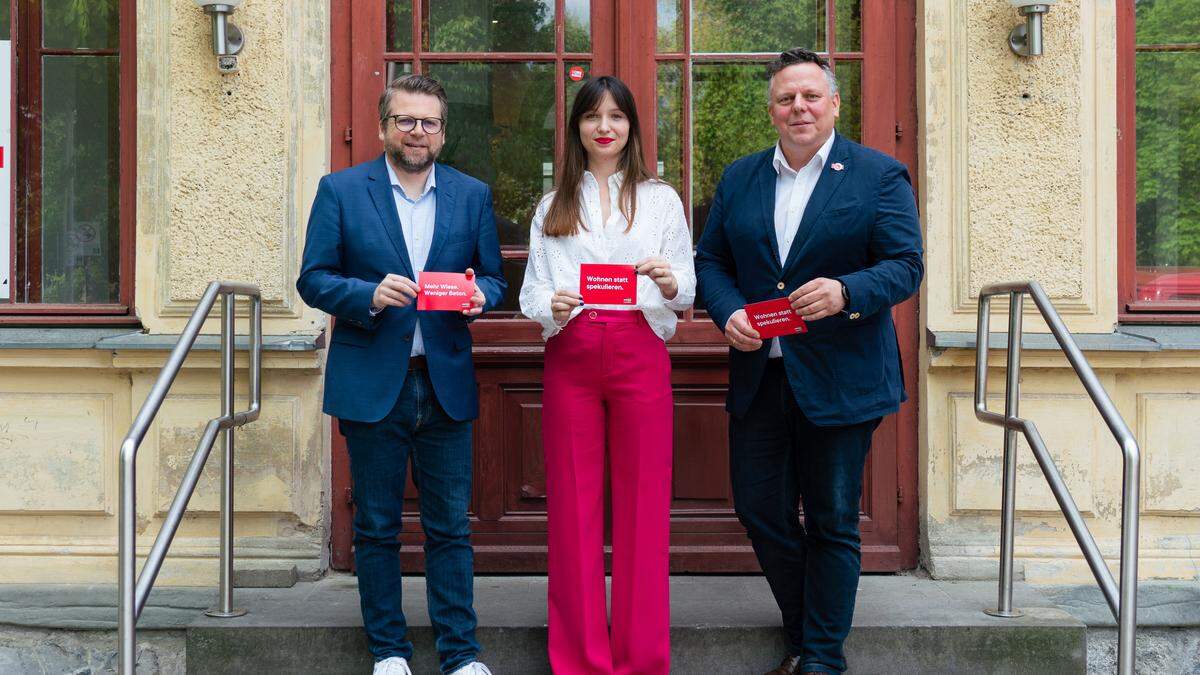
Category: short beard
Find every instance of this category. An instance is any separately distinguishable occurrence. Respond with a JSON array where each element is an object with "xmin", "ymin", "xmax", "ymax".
[{"xmin": 388, "ymin": 144, "xmax": 438, "ymax": 174}]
